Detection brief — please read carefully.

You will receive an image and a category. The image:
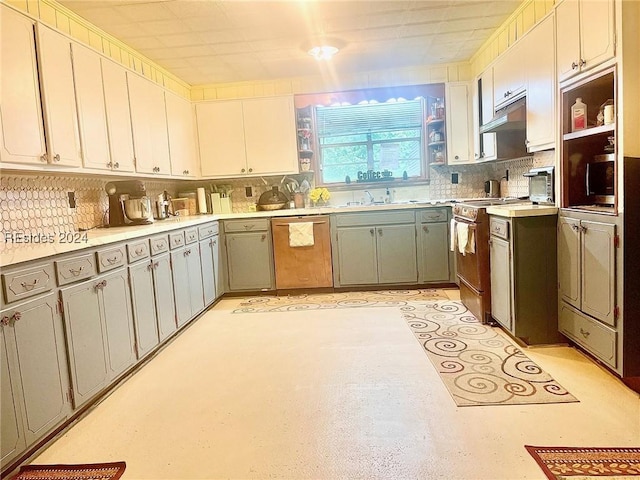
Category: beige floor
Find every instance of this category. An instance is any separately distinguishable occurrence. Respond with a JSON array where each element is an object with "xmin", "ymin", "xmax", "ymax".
[{"xmin": 33, "ymin": 290, "xmax": 639, "ymax": 479}]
